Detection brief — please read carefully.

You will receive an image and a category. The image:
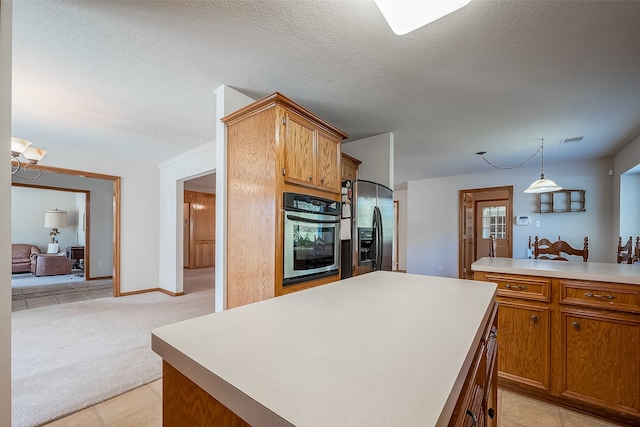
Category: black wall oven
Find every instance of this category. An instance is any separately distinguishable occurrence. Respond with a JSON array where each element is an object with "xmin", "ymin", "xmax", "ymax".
[{"xmin": 283, "ymin": 192, "xmax": 340, "ymax": 286}]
